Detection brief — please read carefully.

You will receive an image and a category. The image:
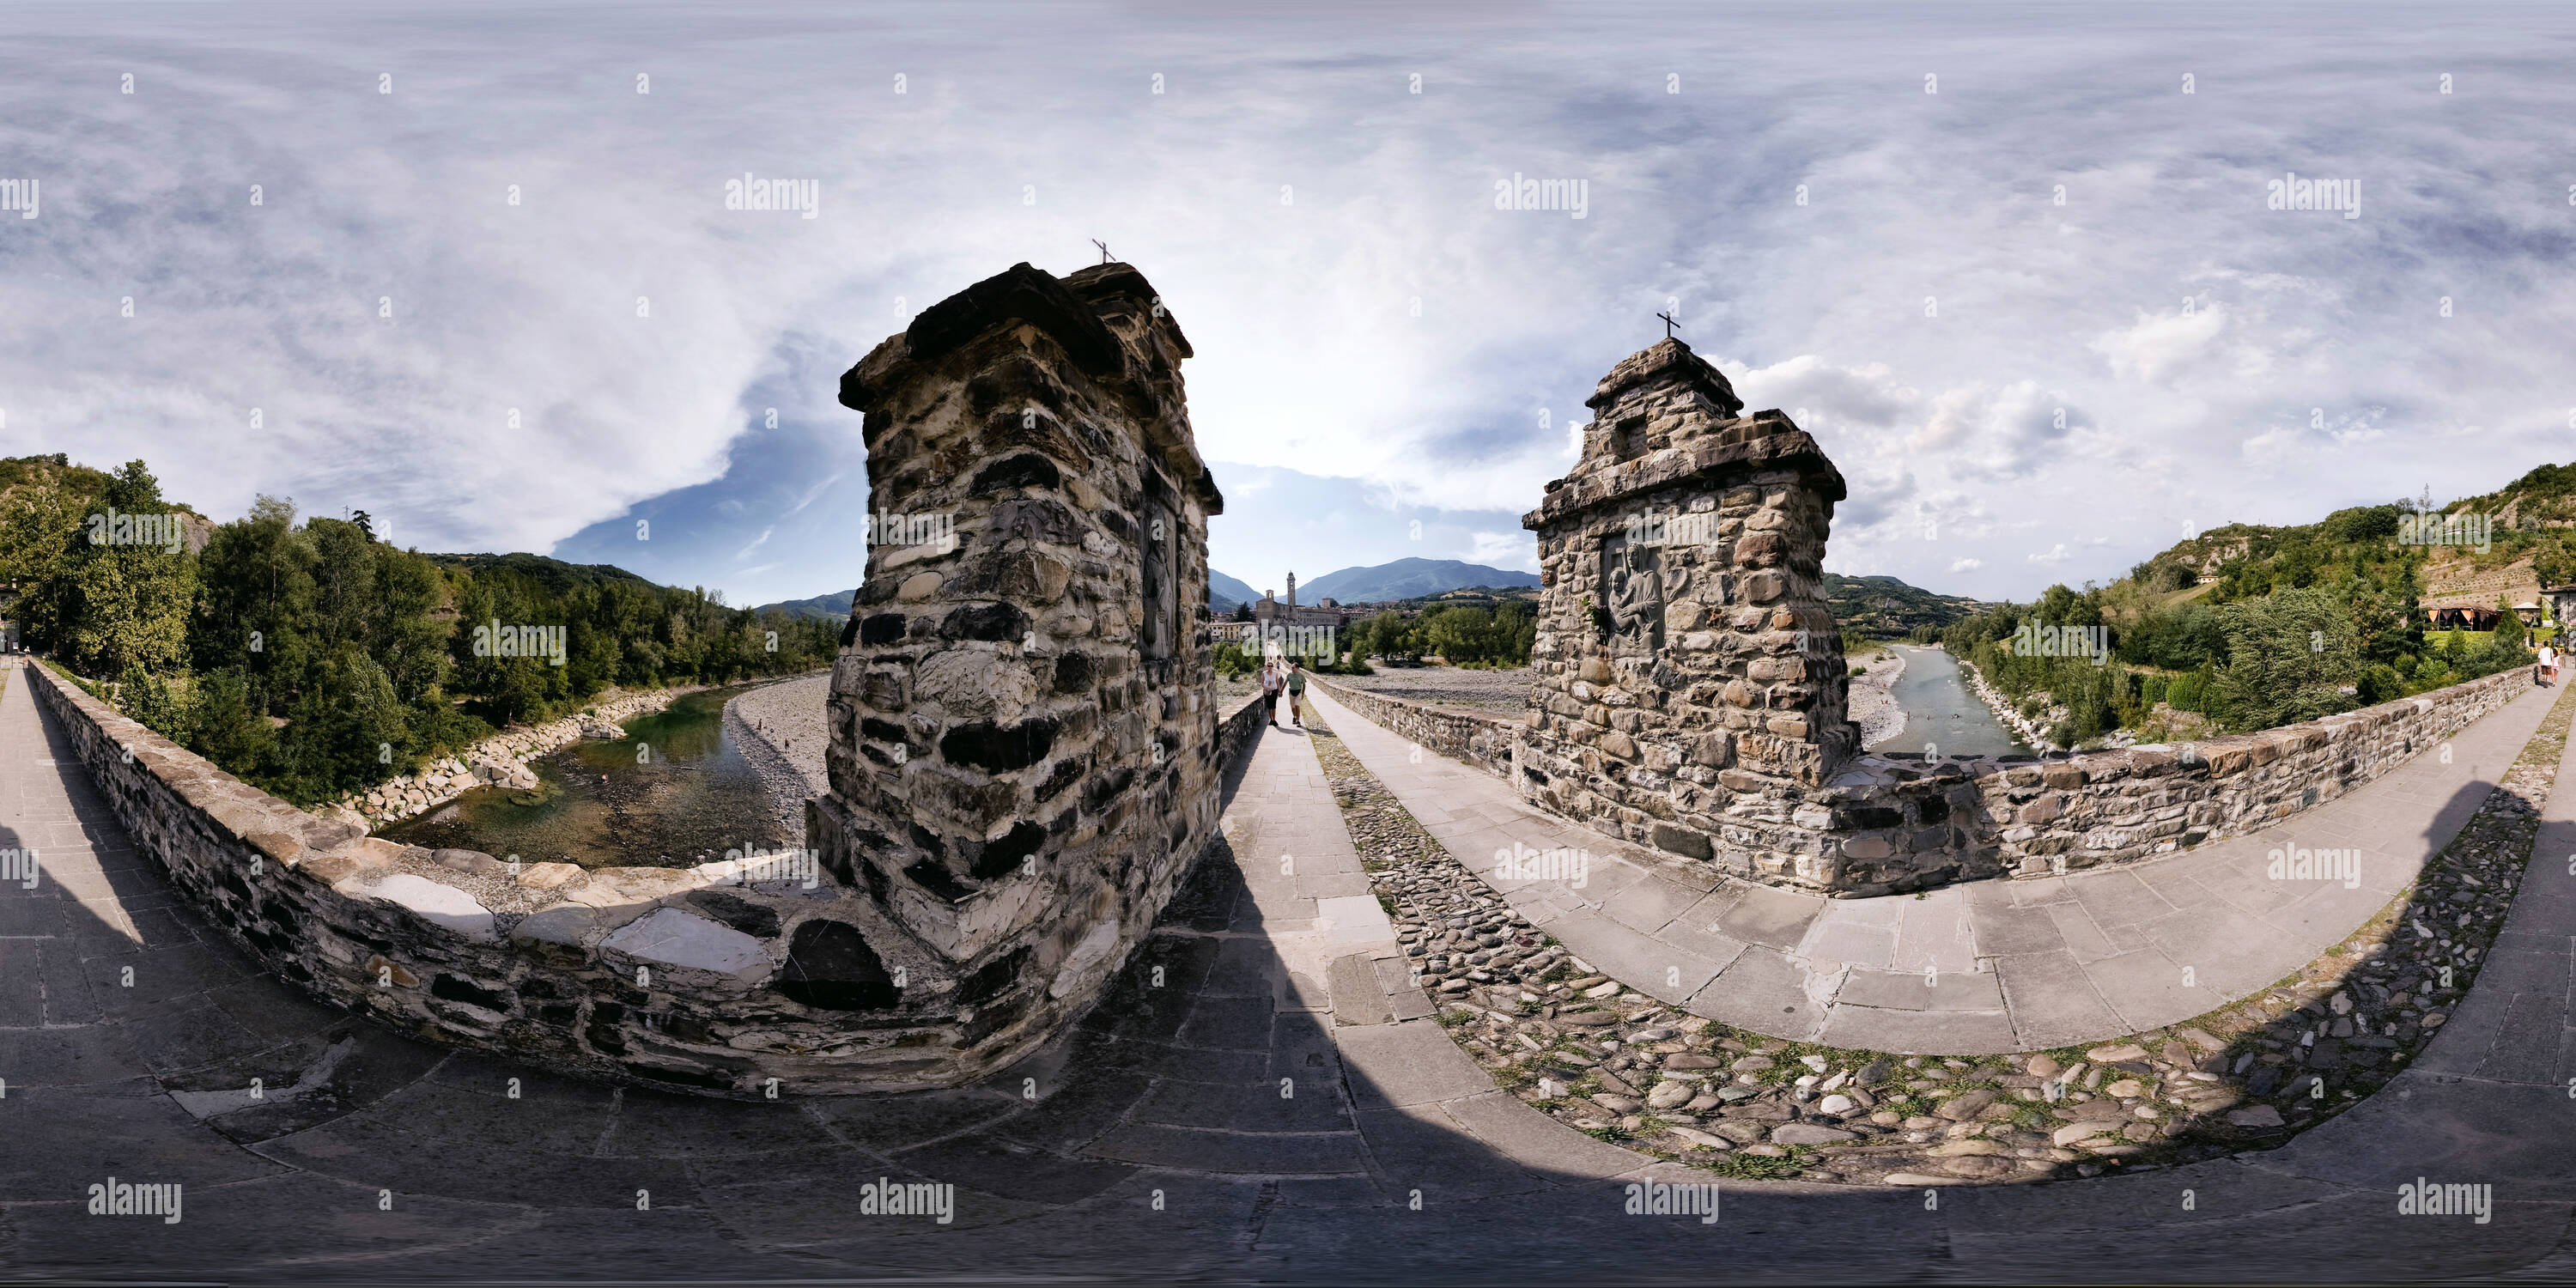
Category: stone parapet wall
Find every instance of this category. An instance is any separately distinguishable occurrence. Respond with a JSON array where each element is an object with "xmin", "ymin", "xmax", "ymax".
[
  {"xmin": 1304, "ymin": 675, "xmax": 1520, "ymax": 781},
  {"xmin": 24, "ymin": 652, "xmax": 1274, "ymax": 1096},
  {"xmin": 1214, "ymin": 690, "xmax": 1270, "ymax": 779},
  {"xmin": 1847, "ymin": 667, "xmax": 2530, "ymax": 889},
  {"xmin": 1292, "ymin": 651, "xmax": 2529, "ymax": 897}
]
